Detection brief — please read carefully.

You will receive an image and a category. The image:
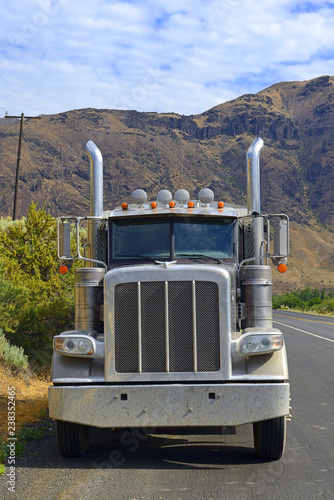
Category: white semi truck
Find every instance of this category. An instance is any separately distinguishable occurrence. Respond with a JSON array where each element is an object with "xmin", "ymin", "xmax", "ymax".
[{"xmin": 48, "ymin": 137, "xmax": 290, "ymax": 460}]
